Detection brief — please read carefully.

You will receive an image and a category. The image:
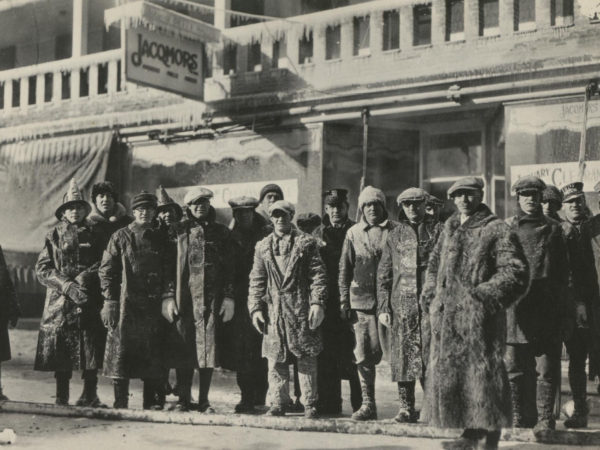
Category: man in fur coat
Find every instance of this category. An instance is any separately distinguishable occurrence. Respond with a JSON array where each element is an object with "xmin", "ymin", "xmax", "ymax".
[
  {"xmin": 339, "ymin": 186, "xmax": 397, "ymax": 421},
  {"xmin": 377, "ymin": 187, "xmax": 441, "ymax": 423},
  {"xmin": 420, "ymin": 177, "xmax": 529, "ymax": 450},
  {"xmin": 505, "ymin": 176, "xmax": 571, "ymax": 431},
  {"xmin": 248, "ymin": 200, "xmax": 327, "ymax": 418}
]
